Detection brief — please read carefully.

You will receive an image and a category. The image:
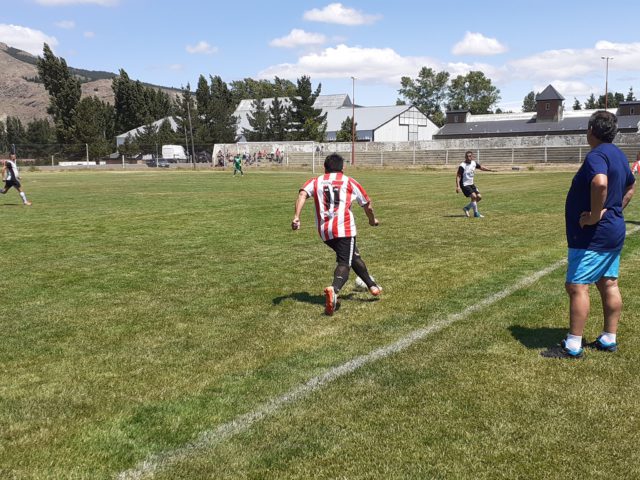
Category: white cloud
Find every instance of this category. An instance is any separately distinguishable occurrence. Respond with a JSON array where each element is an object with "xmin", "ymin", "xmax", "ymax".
[
  {"xmin": 0, "ymin": 24, "xmax": 58, "ymax": 55},
  {"xmin": 270, "ymin": 29, "xmax": 326, "ymax": 48},
  {"xmin": 169, "ymin": 64, "xmax": 184, "ymax": 71},
  {"xmin": 303, "ymin": 3, "xmax": 381, "ymax": 26},
  {"xmin": 185, "ymin": 41, "xmax": 218, "ymax": 55},
  {"xmin": 83, "ymin": 31, "xmax": 95, "ymax": 38},
  {"xmin": 534, "ymin": 80, "xmax": 594, "ymax": 97},
  {"xmin": 452, "ymin": 32, "xmax": 507, "ymax": 56},
  {"xmin": 36, "ymin": 0, "xmax": 118, "ymax": 5},
  {"xmin": 55, "ymin": 20, "xmax": 75, "ymax": 29},
  {"xmin": 259, "ymin": 44, "xmax": 435, "ymax": 85}
]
